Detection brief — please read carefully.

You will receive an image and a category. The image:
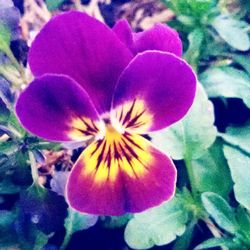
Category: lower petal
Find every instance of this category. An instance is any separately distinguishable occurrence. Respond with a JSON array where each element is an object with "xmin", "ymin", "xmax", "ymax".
[{"xmin": 66, "ymin": 132, "xmax": 176, "ymax": 215}]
